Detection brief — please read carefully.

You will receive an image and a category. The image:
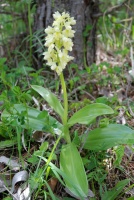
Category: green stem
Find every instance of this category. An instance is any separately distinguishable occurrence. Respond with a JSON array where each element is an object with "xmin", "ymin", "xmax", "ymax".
[
  {"xmin": 46, "ymin": 135, "xmax": 62, "ymax": 166},
  {"xmin": 60, "ymin": 73, "xmax": 71, "ymax": 143},
  {"xmin": 60, "ymin": 73, "xmax": 68, "ymax": 124}
]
